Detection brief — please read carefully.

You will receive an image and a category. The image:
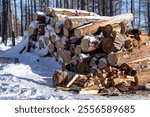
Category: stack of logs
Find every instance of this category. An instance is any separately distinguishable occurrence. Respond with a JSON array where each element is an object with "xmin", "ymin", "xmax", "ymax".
[{"xmin": 27, "ymin": 7, "xmax": 150, "ymax": 95}]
